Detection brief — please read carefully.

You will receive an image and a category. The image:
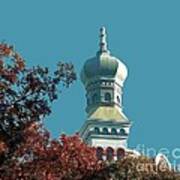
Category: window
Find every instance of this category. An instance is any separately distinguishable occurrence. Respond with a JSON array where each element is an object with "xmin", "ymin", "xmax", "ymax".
[
  {"xmin": 111, "ymin": 128, "xmax": 117, "ymax": 135},
  {"xmin": 96, "ymin": 147, "xmax": 104, "ymax": 160},
  {"xmin": 87, "ymin": 98, "xmax": 90, "ymax": 105},
  {"xmin": 120, "ymin": 129, "xmax": 126, "ymax": 135},
  {"xmin": 117, "ymin": 148, "xmax": 125, "ymax": 160},
  {"xmin": 92, "ymin": 93, "xmax": 98, "ymax": 104},
  {"xmin": 105, "ymin": 92, "xmax": 111, "ymax": 102},
  {"xmin": 106, "ymin": 147, "xmax": 114, "ymax": 161},
  {"xmin": 94, "ymin": 127, "xmax": 100, "ymax": 134},
  {"xmin": 117, "ymin": 96, "xmax": 120, "ymax": 104},
  {"xmin": 102, "ymin": 127, "xmax": 108, "ymax": 134}
]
